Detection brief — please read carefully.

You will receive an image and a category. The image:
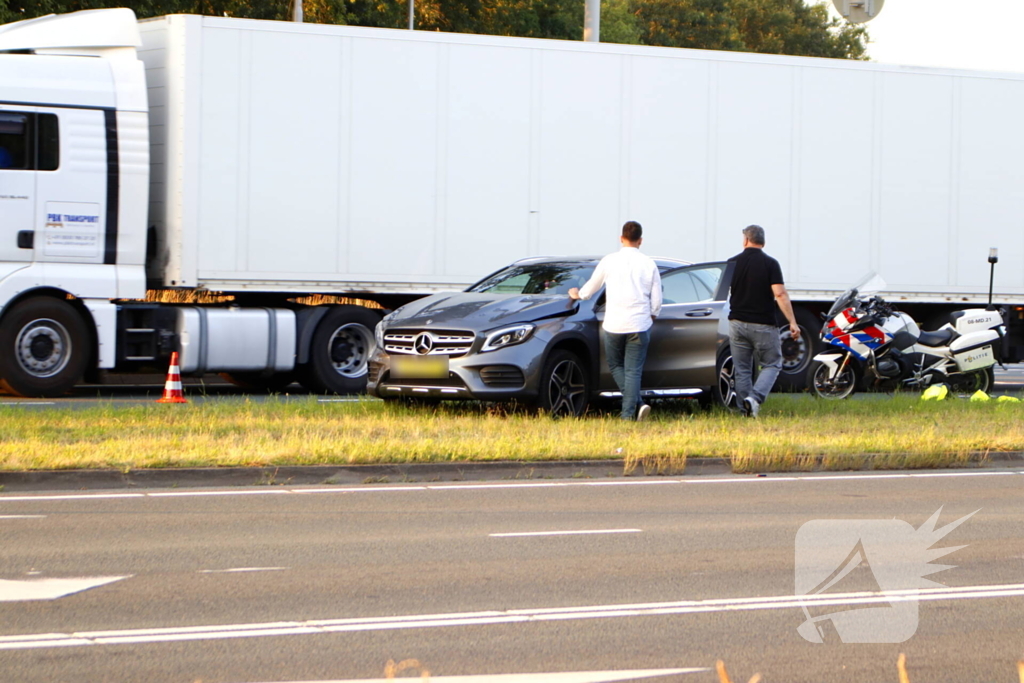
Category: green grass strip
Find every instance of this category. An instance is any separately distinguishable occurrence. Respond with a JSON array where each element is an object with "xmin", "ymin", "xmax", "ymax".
[{"xmin": 0, "ymin": 394, "xmax": 1021, "ymax": 473}]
